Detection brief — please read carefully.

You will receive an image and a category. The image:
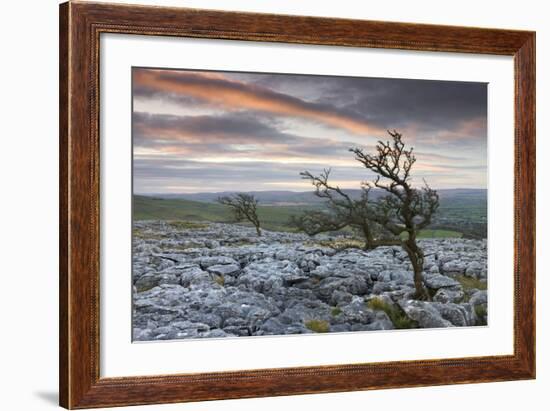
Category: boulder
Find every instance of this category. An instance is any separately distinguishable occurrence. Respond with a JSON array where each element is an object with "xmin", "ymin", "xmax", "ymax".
[
  {"xmin": 441, "ymin": 260, "xmax": 467, "ymax": 274},
  {"xmin": 377, "ymin": 270, "xmax": 414, "ymax": 286},
  {"xmin": 179, "ymin": 266, "xmax": 211, "ymax": 287},
  {"xmin": 424, "ymin": 273, "xmax": 461, "ymax": 290},
  {"xmin": 432, "ymin": 302, "xmax": 476, "ymax": 326},
  {"xmin": 465, "ymin": 261, "xmax": 487, "ymax": 279},
  {"xmin": 330, "ymin": 289, "xmax": 353, "ymax": 305},
  {"xmin": 134, "ymin": 274, "xmax": 160, "ymax": 292},
  {"xmin": 398, "ymin": 300, "xmax": 453, "ymax": 328},
  {"xmin": 469, "ymin": 290, "xmax": 488, "ymax": 324},
  {"xmin": 433, "ymin": 288, "xmax": 465, "ymax": 303},
  {"xmin": 340, "ymin": 297, "xmax": 375, "ymax": 324},
  {"xmin": 368, "ymin": 311, "xmax": 395, "ymax": 330},
  {"xmin": 316, "ymin": 275, "xmax": 370, "ymax": 300},
  {"xmin": 198, "ymin": 256, "xmax": 239, "ymax": 268},
  {"xmin": 207, "ymin": 264, "xmax": 241, "ymax": 276},
  {"xmin": 470, "ymin": 290, "xmax": 488, "ymax": 307}
]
